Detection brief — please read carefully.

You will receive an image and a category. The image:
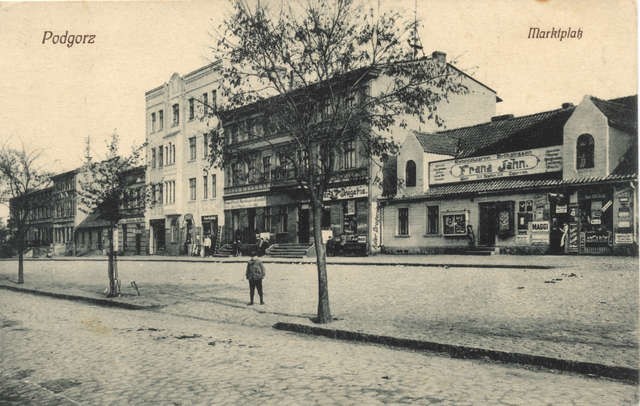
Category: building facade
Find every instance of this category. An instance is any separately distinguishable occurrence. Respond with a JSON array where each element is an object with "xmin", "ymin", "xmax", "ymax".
[
  {"xmin": 221, "ymin": 52, "xmax": 500, "ymax": 254},
  {"xmin": 51, "ymin": 169, "xmax": 85, "ymax": 256},
  {"xmin": 145, "ymin": 63, "xmax": 224, "ymax": 256},
  {"xmin": 381, "ymin": 95, "xmax": 638, "ymax": 255}
]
